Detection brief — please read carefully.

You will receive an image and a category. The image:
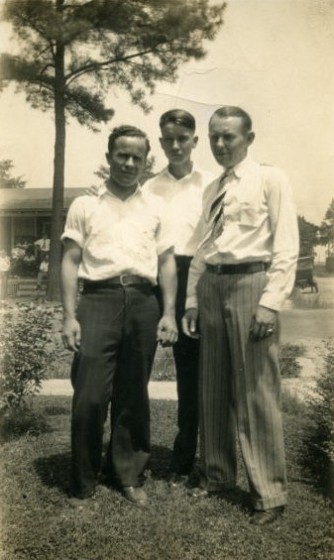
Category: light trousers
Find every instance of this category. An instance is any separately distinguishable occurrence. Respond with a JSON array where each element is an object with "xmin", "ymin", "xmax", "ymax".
[{"xmin": 197, "ymin": 269, "xmax": 287, "ymax": 510}]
